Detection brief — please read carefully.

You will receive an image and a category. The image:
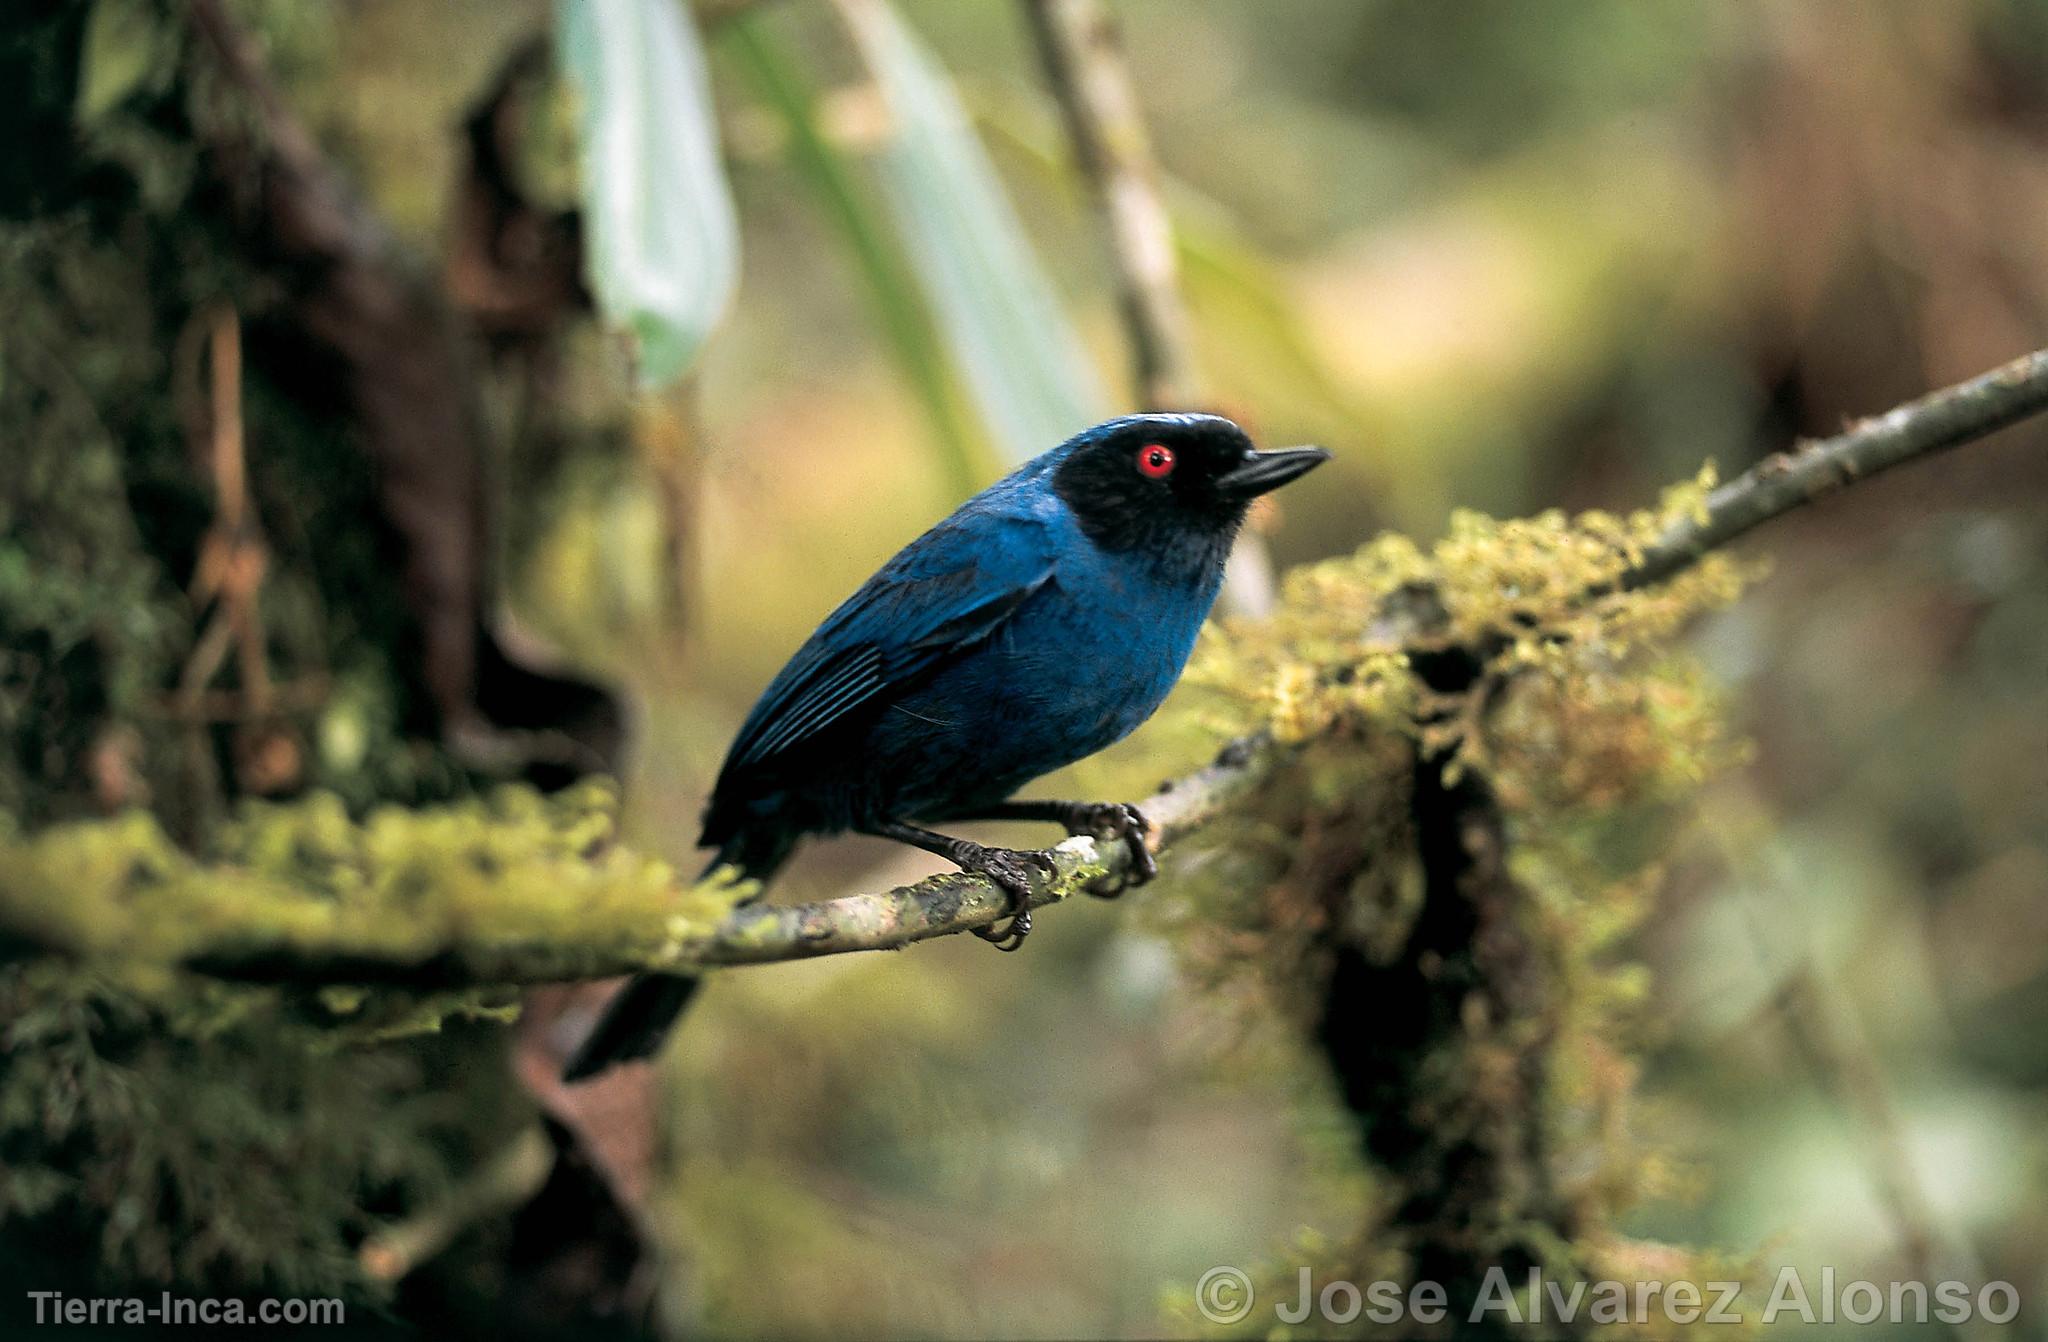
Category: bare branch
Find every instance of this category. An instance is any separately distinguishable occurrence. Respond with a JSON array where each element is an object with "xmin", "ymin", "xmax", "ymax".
[
  {"xmin": 1622, "ymin": 348, "xmax": 2048, "ymax": 590},
  {"xmin": 1023, "ymin": 0, "xmax": 1196, "ymax": 409}
]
